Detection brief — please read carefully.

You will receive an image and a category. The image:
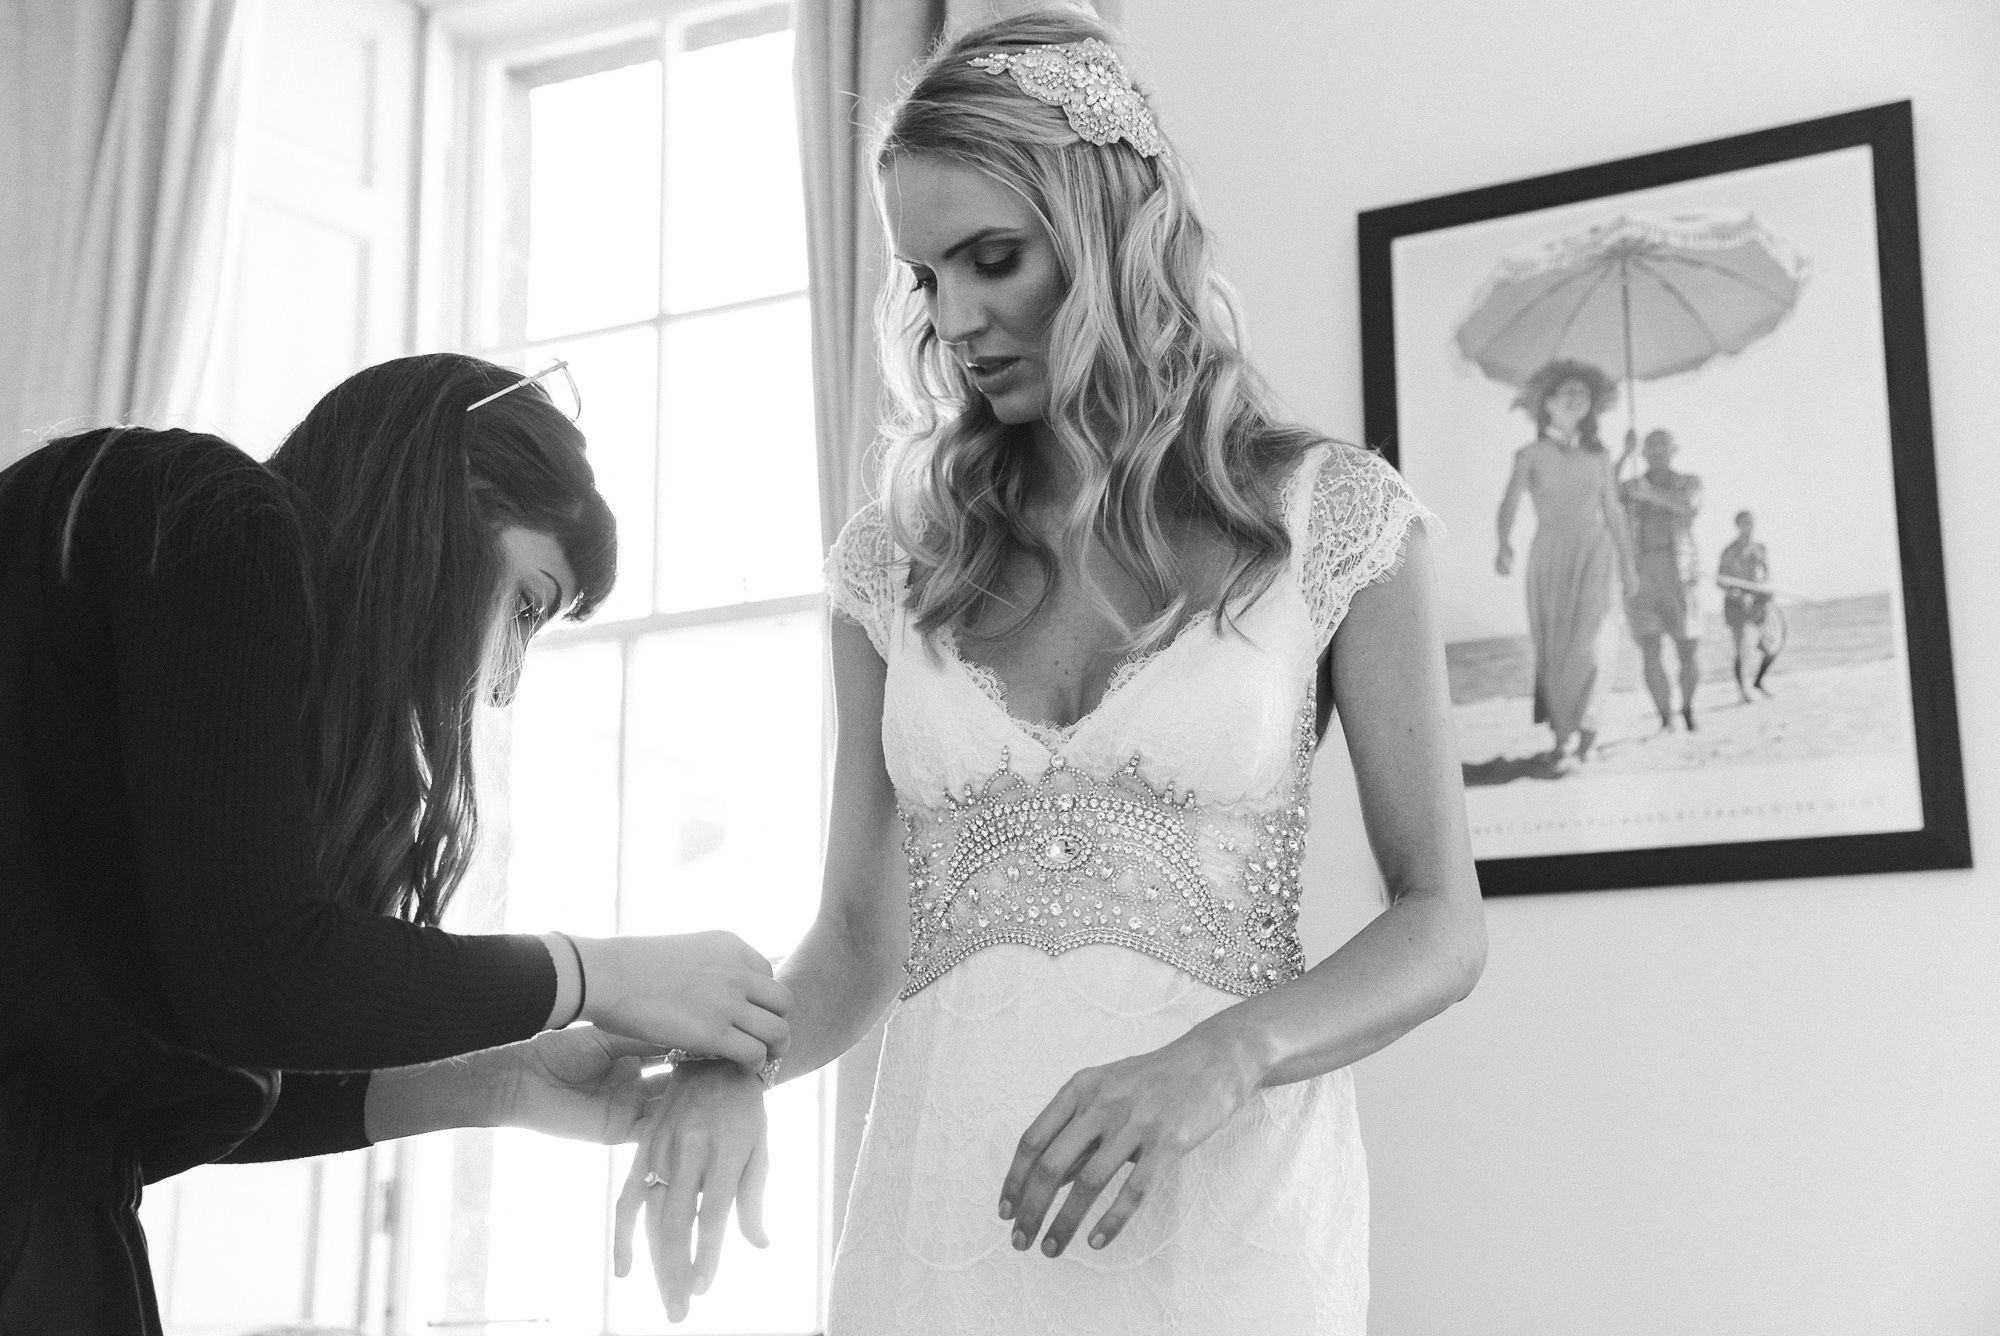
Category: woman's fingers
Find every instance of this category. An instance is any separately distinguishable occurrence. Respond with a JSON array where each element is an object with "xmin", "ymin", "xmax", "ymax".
[
  {"xmin": 705, "ymin": 1027, "xmax": 769, "ymax": 1072},
  {"xmin": 998, "ymin": 1080, "xmax": 1081, "ymax": 1219},
  {"xmin": 1006, "ymin": 1118, "xmax": 1102, "ymax": 1253},
  {"xmin": 732, "ymin": 1002, "xmax": 790, "ymax": 1061},
  {"xmin": 613, "ymin": 1137, "xmax": 666, "ymax": 1278},
  {"xmin": 746, "ymin": 972, "xmax": 792, "ymax": 1015},
  {"xmin": 691, "ymin": 1143, "xmax": 749, "ymax": 1296},
  {"xmin": 650, "ymin": 1145, "xmax": 704, "ymax": 1322},
  {"xmin": 736, "ymin": 1134, "xmax": 771, "ymax": 1249},
  {"xmin": 1039, "ymin": 1139, "xmax": 1138, "ymax": 1257},
  {"xmin": 1081, "ymin": 1159, "xmax": 1161, "ymax": 1251}
]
